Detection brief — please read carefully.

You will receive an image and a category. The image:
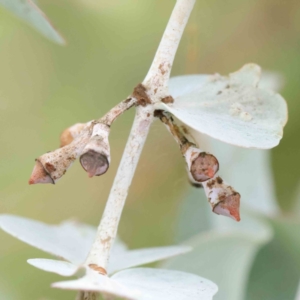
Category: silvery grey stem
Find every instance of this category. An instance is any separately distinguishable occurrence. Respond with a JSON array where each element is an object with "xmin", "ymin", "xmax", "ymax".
[
  {"xmin": 85, "ymin": 105, "xmax": 154, "ymax": 269},
  {"xmin": 143, "ymin": 0, "xmax": 196, "ymax": 100},
  {"xmin": 79, "ymin": 0, "xmax": 196, "ymax": 298}
]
